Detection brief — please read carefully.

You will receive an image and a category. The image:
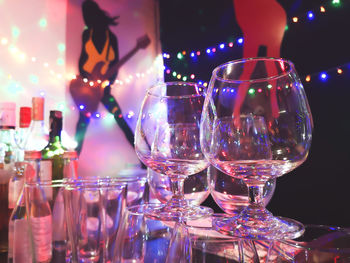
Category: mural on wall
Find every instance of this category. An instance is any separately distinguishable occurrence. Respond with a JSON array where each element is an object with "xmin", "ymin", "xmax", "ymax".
[
  {"xmin": 66, "ymin": 0, "xmax": 163, "ymax": 177},
  {"xmin": 0, "ymin": 0, "xmax": 163, "ymax": 177},
  {"xmin": 232, "ymin": 0, "xmax": 287, "ymax": 123}
]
